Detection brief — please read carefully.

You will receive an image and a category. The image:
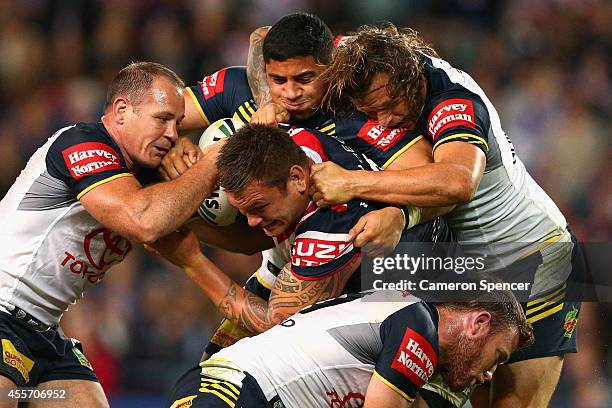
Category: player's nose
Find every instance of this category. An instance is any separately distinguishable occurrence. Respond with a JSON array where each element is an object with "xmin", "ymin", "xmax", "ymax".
[
  {"xmin": 165, "ymin": 121, "xmax": 179, "ymax": 142},
  {"xmin": 284, "ymin": 82, "xmax": 301, "ymax": 100},
  {"xmin": 246, "ymin": 213, "xmax": 263, "ymax": 228}
]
